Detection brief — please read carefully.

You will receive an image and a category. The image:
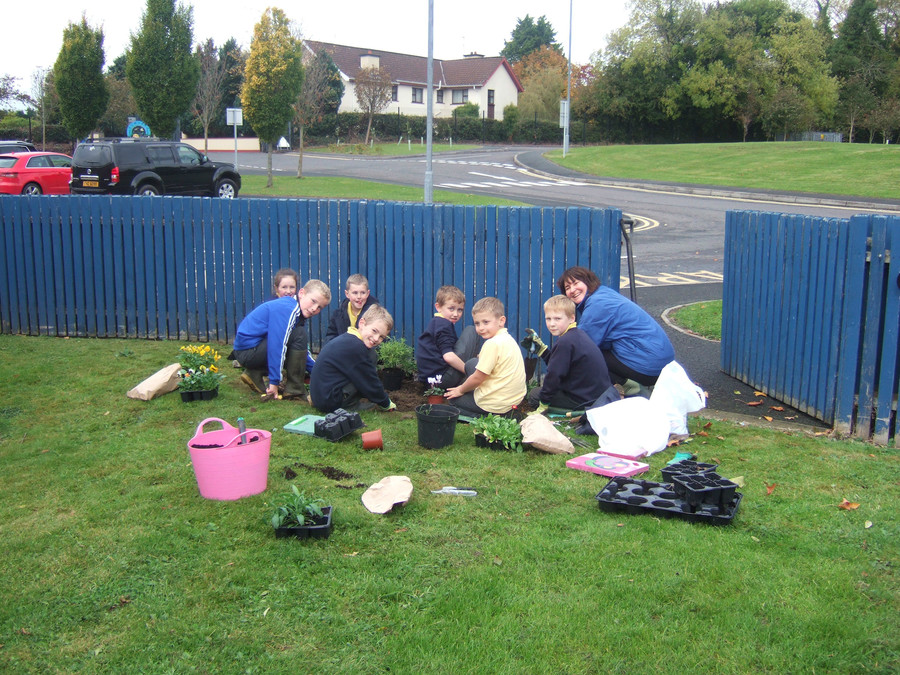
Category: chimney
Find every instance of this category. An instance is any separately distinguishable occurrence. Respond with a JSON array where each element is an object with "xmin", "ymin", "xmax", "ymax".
[
  {"xmin": 360, "ymin": 51, "xmax": 380, "ymax": 69},
  {"xmin": 463, "ymin": 52, "xmax": 484, "ymax": 59}
]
